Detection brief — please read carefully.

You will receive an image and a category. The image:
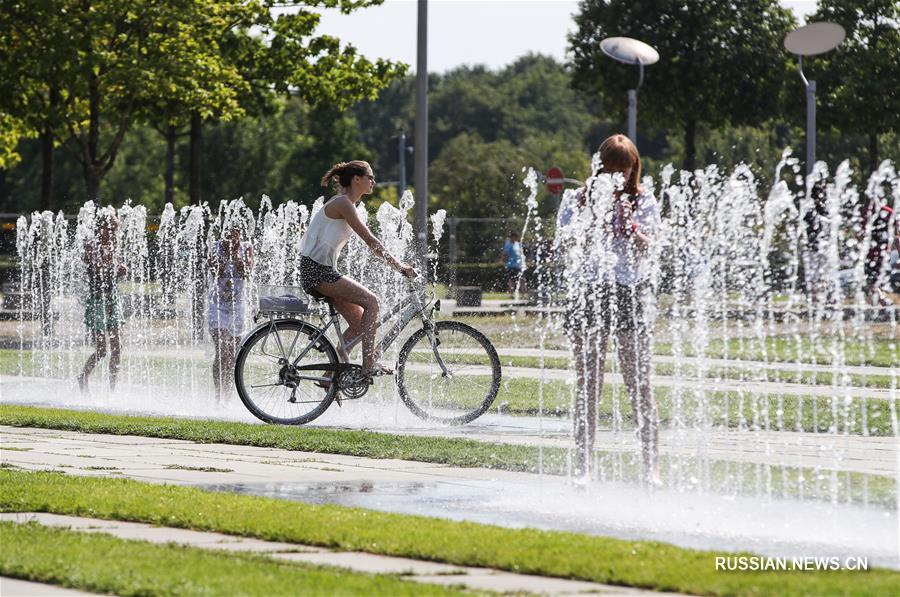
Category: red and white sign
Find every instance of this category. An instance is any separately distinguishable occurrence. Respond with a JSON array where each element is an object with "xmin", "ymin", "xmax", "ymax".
[{"xmin": 546, "ymin": 166, "xmax": 564, "ymax": 195}]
